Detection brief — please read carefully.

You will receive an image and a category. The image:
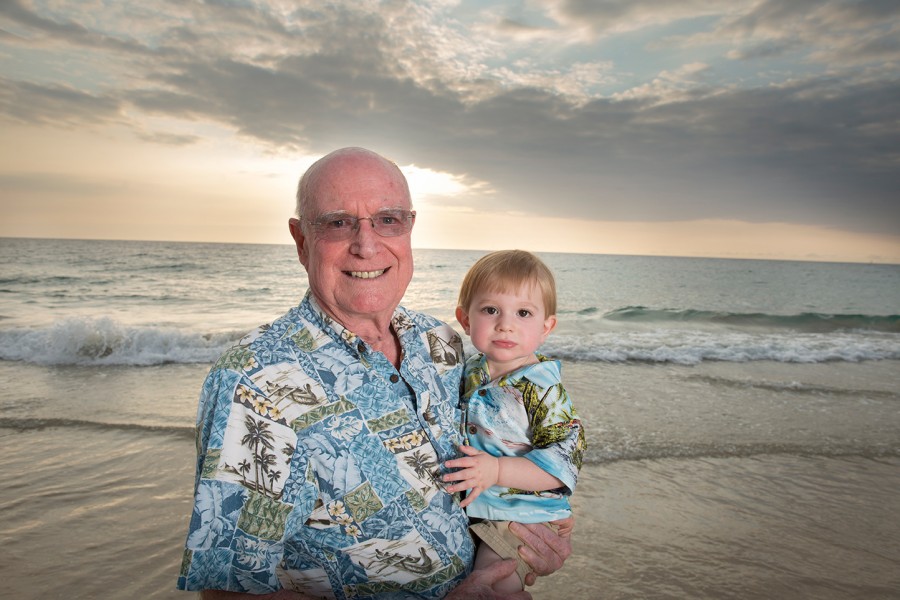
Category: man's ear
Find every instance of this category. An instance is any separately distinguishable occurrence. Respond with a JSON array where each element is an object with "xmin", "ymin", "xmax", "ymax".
[
  {"xmin": 455, "ymin": 306, "xmax": 470, "ymax": 335},
  {"xmin": 288, "ymin": 218, "xmax": 308, "ymax": 265}
]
